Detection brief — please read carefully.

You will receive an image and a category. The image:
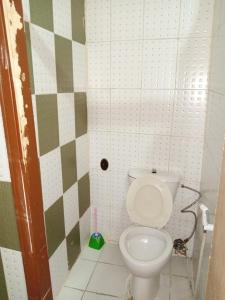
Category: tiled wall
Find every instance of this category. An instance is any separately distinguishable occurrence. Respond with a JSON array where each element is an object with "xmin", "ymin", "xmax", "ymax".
[
  {"xmin": 0, "ymin": 109, "xmax": 28, "ymax": 299},
  {"xmin": 193, "ymin": 0, "xmax": 225, "ymax": 298},
  {"xmin": 86, "ymin": 0, "xmax": 214, "ymax": 256},
  {"xmin": 22, "ymin": 0, "xmax": 89, "ymax": 297}
]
